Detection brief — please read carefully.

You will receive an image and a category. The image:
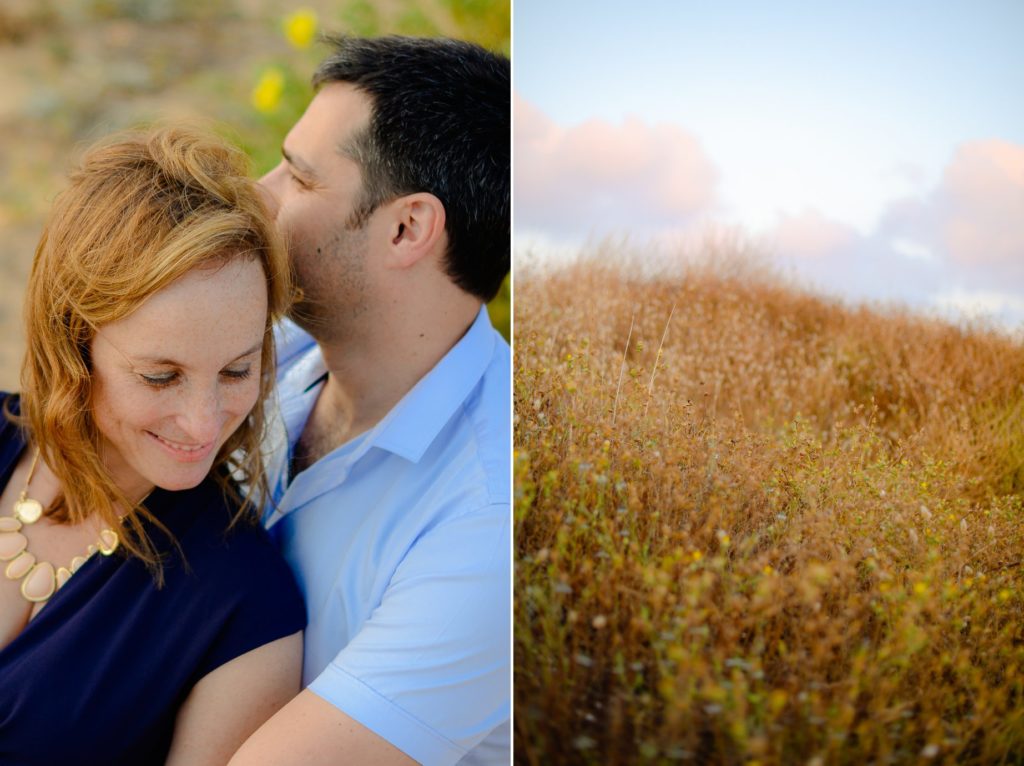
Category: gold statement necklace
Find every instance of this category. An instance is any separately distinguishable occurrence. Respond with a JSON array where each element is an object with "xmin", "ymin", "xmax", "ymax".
[{"xmin": 0, "ymin": 450, "xmax": 119, "ymax": 603}]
